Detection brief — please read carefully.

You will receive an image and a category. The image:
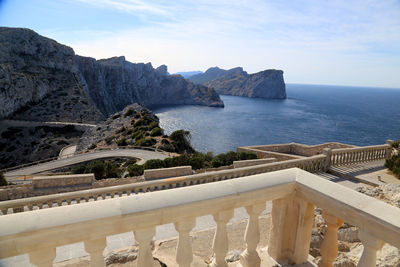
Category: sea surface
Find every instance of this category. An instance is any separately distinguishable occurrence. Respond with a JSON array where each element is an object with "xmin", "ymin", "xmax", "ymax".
[{"xmin": 154, "ymin": 84, "xmax": 400, "ymax": 154}]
